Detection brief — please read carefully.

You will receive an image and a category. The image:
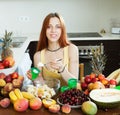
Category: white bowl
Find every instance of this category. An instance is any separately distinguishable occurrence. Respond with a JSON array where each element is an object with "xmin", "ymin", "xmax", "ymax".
[{"xmin": 0, "ymin": 65, "xmax": 16, "ymax": 75}]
